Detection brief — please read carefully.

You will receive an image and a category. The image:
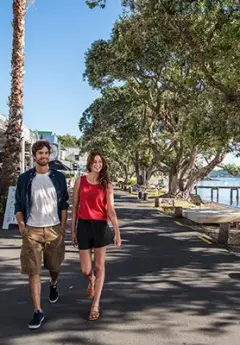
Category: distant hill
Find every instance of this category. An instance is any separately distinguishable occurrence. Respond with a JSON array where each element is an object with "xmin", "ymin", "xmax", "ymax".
[{"xmin": 209, "ymin": 170, "xmax": 233, "ymax": 178}]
